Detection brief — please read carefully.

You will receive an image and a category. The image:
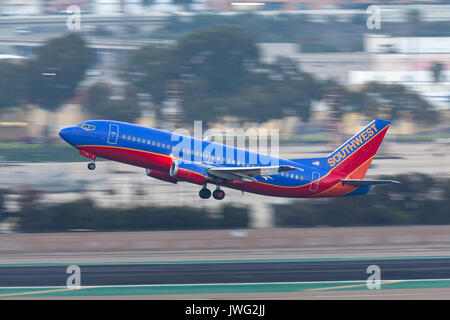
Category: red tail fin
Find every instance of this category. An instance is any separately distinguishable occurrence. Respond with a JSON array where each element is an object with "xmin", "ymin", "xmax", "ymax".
[{"xmin": 325, "ymin": 119, "xmax": 391, "ymax": 179}]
